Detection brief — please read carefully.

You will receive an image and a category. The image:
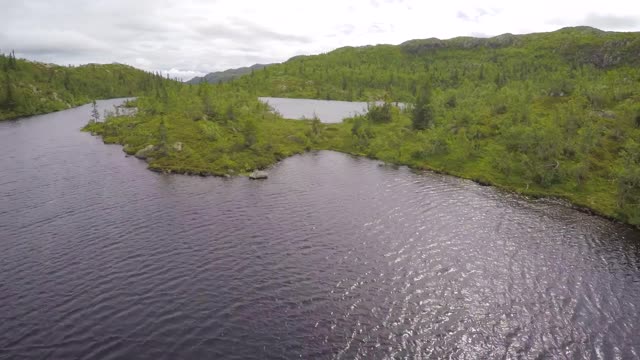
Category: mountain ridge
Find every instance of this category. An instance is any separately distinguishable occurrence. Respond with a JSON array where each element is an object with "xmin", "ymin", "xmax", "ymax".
[{"xmin": 186, "ymin": 63, "xmax": 272, "ymax": 84}]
